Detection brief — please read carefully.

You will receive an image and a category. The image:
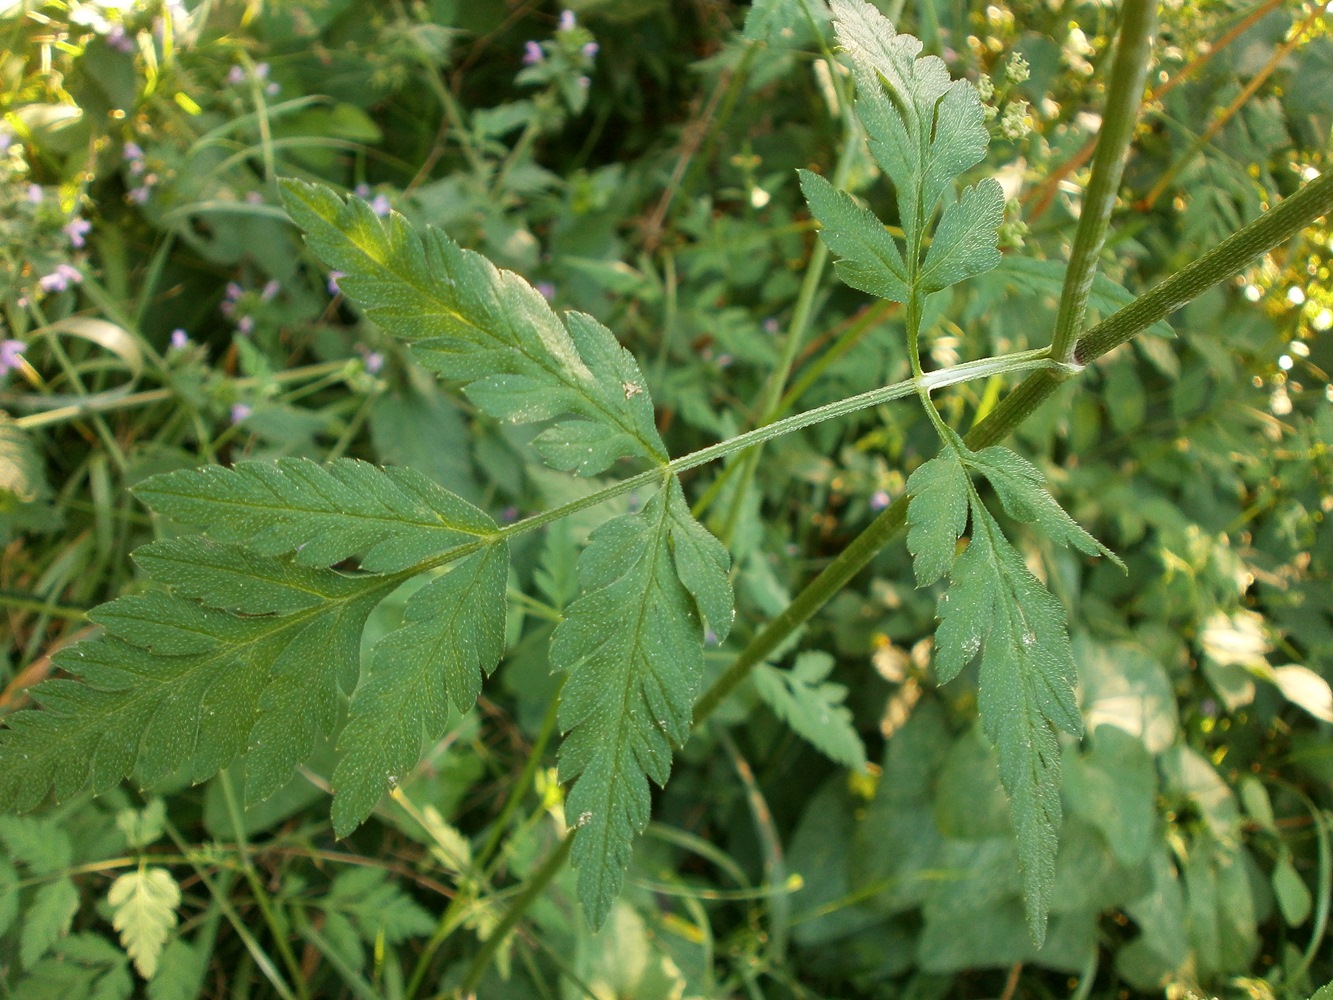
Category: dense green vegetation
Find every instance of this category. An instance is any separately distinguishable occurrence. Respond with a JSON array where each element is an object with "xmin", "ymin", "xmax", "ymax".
[{"xmin": 1, "ymin": 0, "xmax": 1330, "ymax": 997}]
